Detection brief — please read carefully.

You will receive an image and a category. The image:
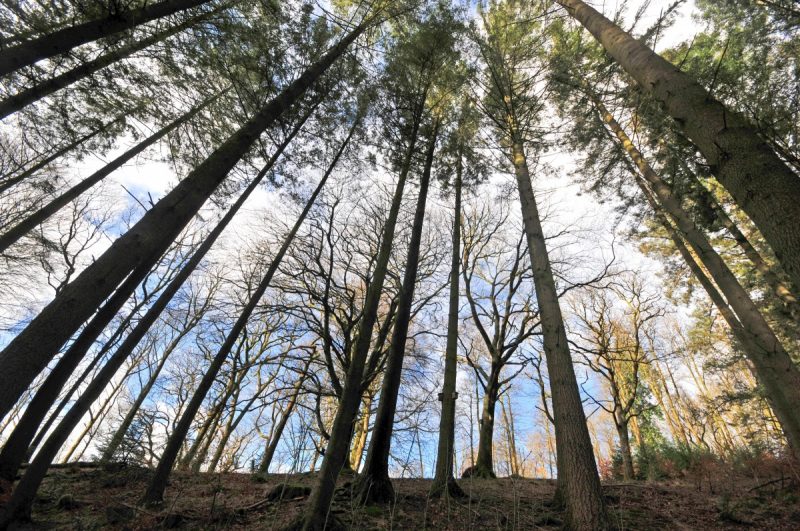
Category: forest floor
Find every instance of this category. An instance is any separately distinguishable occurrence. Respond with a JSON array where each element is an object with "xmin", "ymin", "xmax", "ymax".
[{"xmin": 5, "ymin": 464, "xmax": 800, "ymax": 529}]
